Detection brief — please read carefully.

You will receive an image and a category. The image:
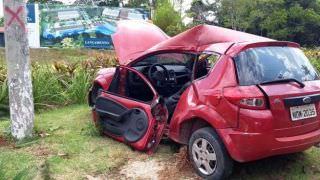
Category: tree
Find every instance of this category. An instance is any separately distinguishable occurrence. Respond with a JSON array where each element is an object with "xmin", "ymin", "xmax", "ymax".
[
  {"xmin": 153, "ymin": 0, "xmax": 185, "ymax": 36},
  {"xmin": 125, "ymin": 0, "xmax": 149, "ymax": 8},
  {"xmin": 4, "ymin": 0, "xmax": 34, "ymax": 140},
  {"xmin": 187, "ymin": 0, "xmax": 220, "ymax": 25},
  {"xmin": 188, "ymin": 0, "xmax": 320, "ymax": 46}
]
